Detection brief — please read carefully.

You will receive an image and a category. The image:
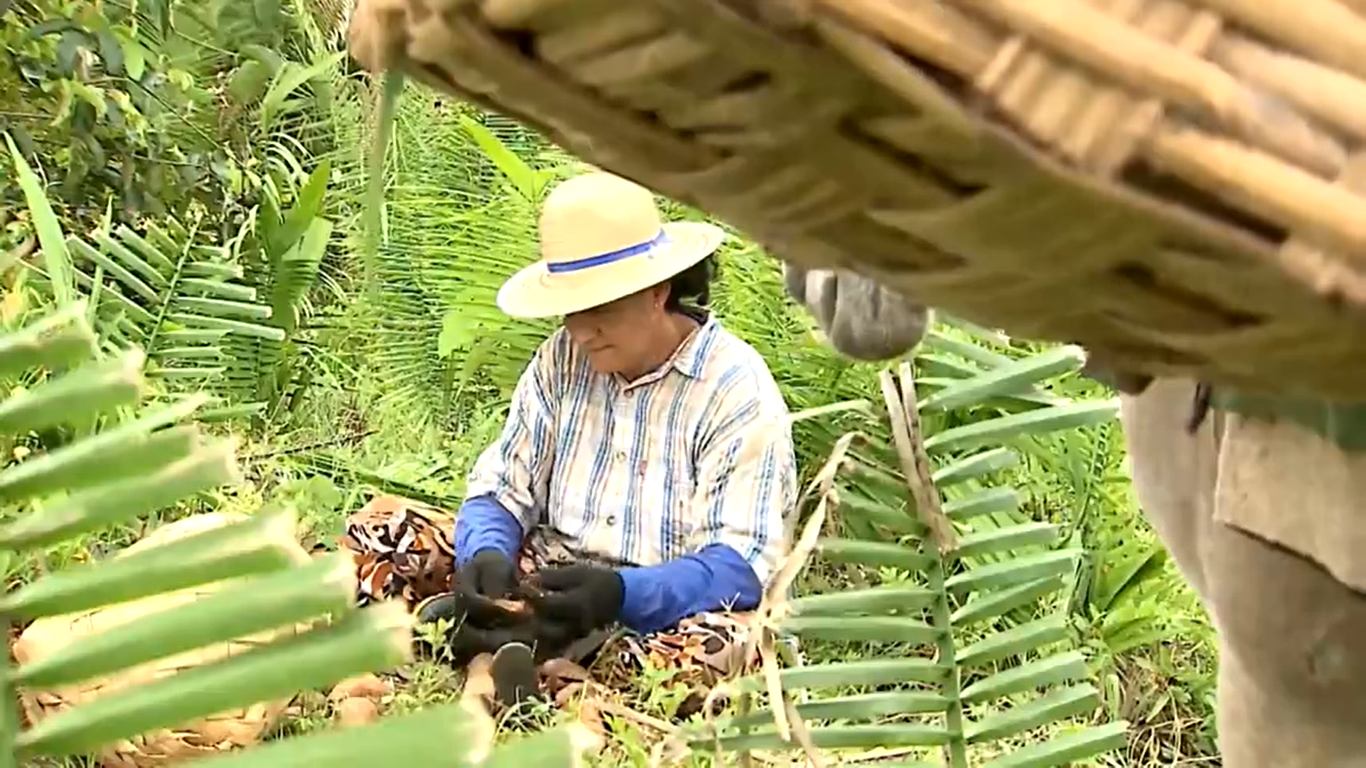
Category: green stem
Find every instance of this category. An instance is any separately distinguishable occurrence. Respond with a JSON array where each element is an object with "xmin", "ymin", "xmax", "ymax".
[
  {"xmin": 143, "ymin": 217, "xmax": 199, "ymax": 358},
  {"xmin": 894, "ymin": 363, "xmax": 968, "ymax": 766},
  {"xmin": 928, "ymin": 545, "xmax": 969, "ymax": 768},
  {"xmin": 0, "ymin": 615, "xmax": 20, "ymax": 768}
]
